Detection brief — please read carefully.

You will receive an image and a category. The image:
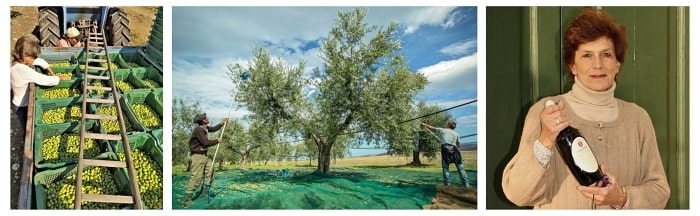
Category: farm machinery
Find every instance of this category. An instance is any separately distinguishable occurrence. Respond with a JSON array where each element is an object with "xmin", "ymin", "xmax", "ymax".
[{"xmin": 37, "ymin": 6, "xmax": 130, "ymax": 47}]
